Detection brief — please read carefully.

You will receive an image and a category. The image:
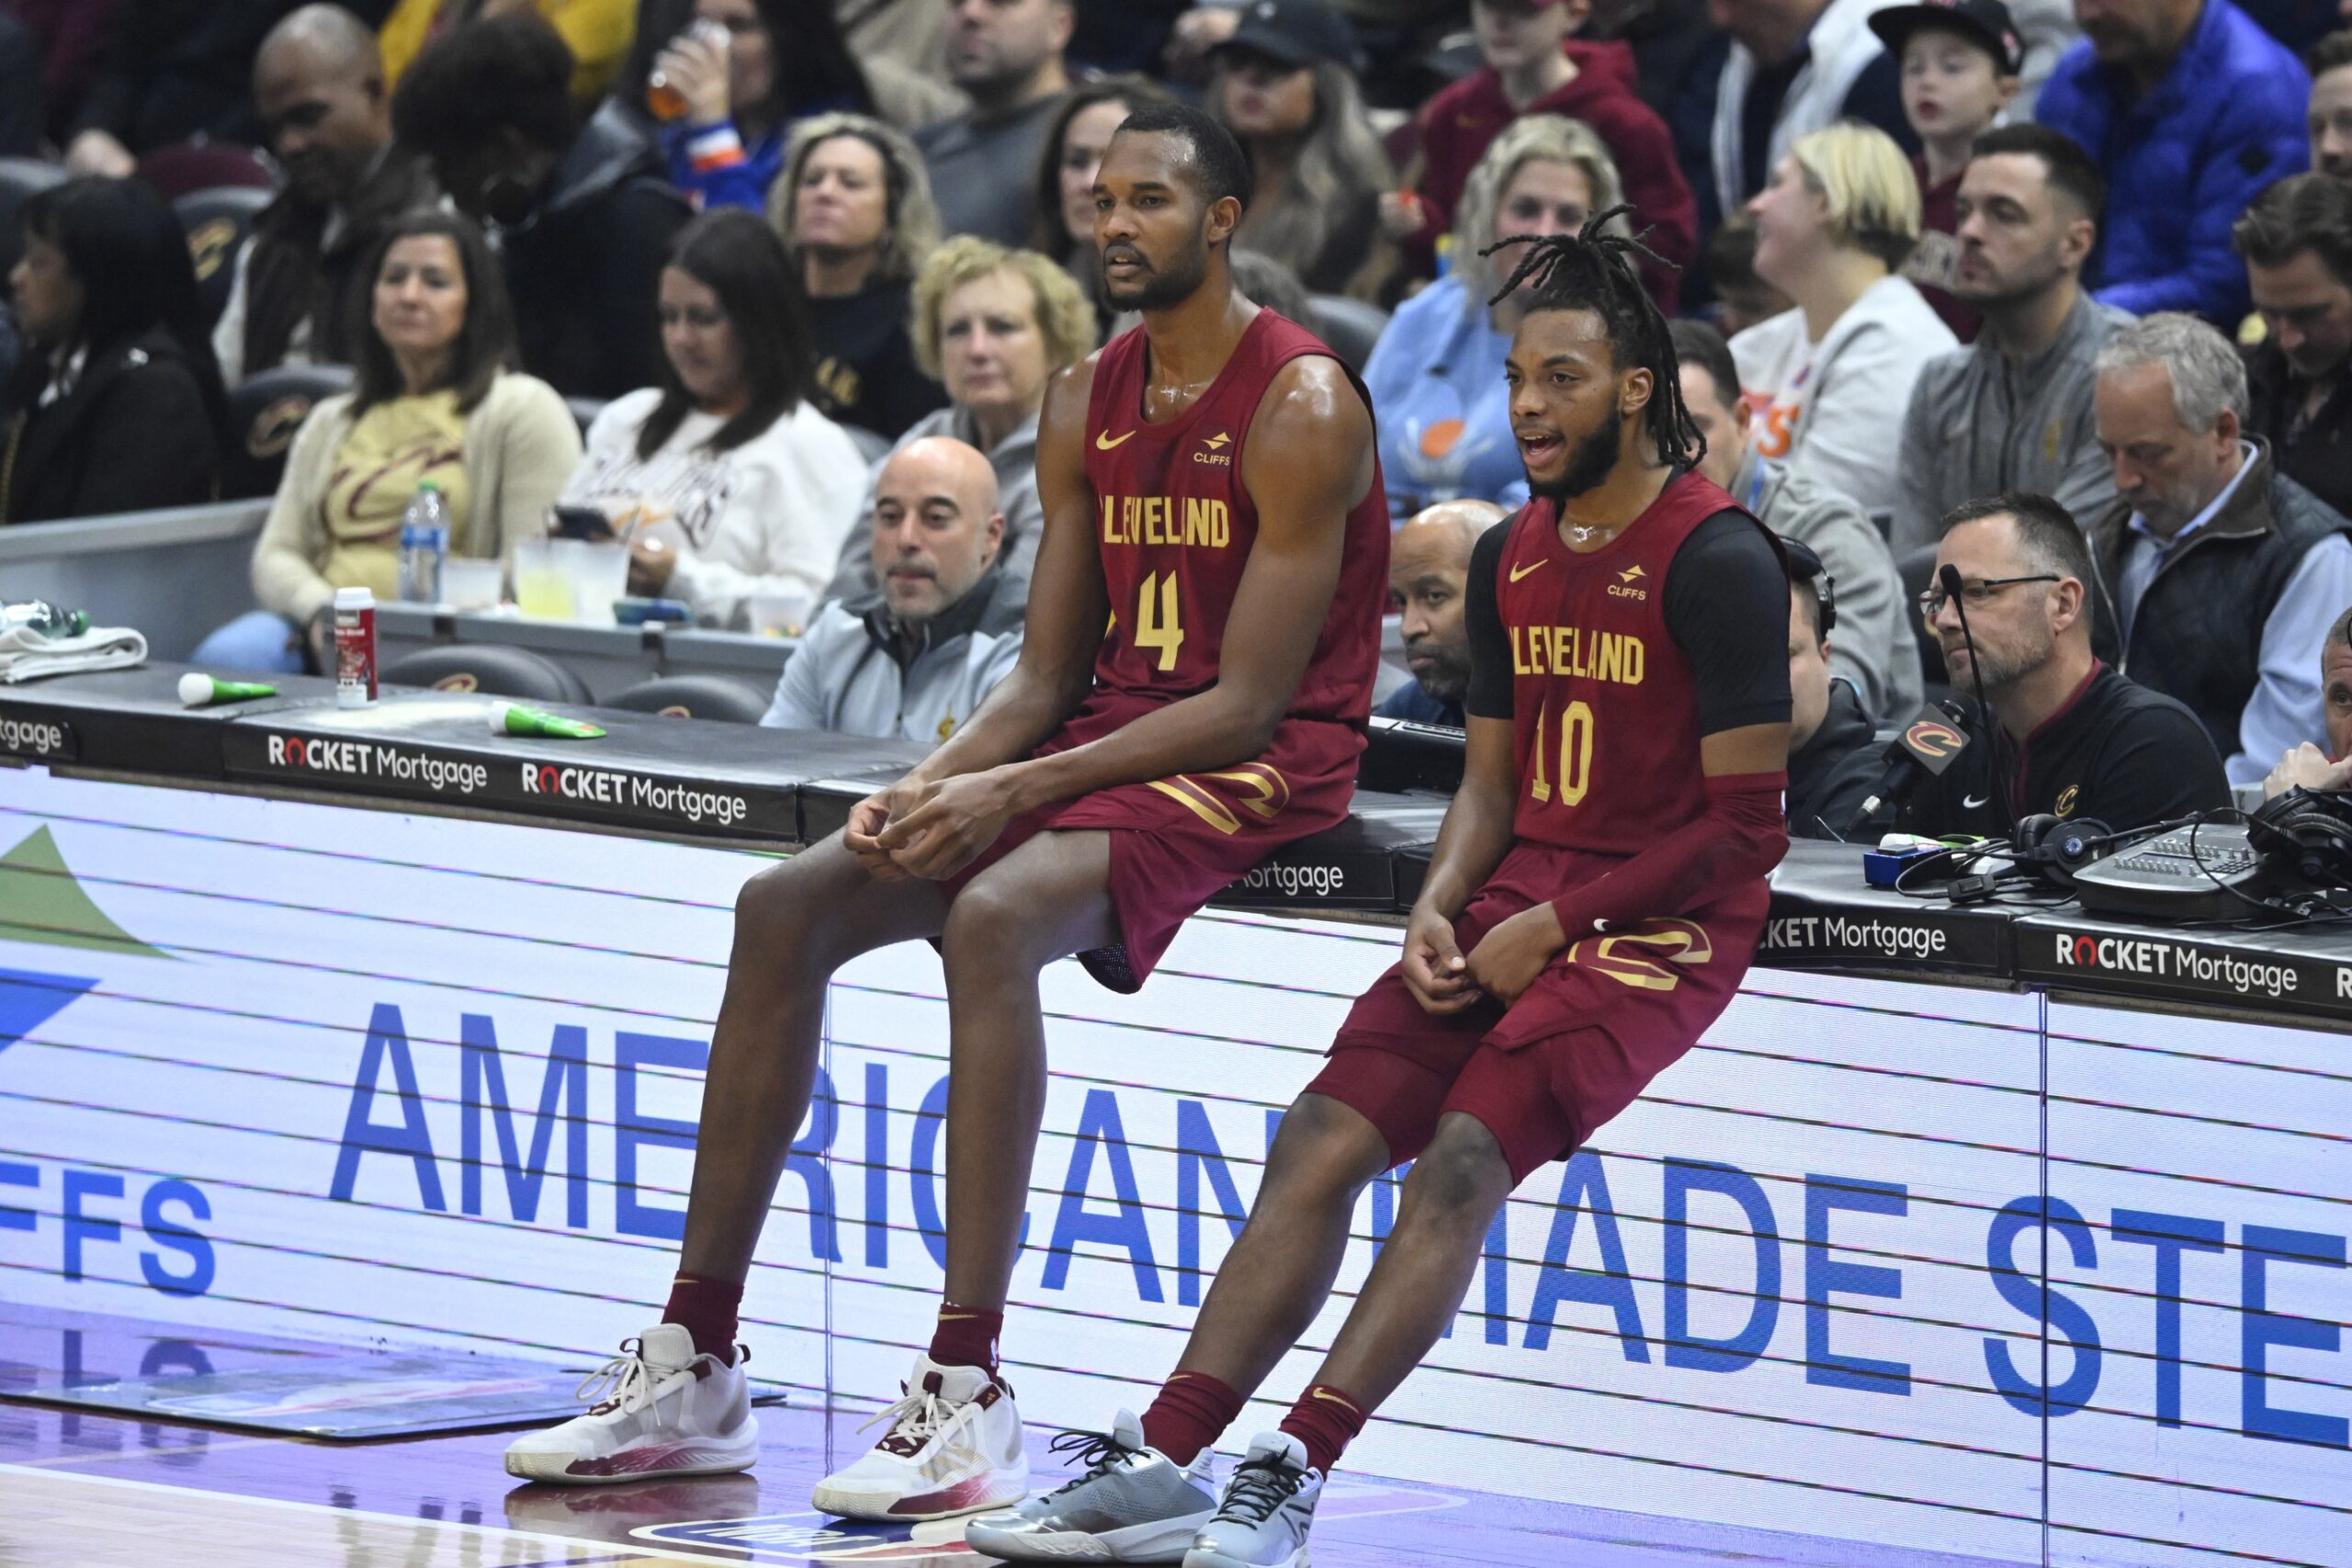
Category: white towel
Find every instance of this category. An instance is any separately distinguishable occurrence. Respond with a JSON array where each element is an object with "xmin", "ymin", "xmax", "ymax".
[{"xmin": 0, "ymin": 622, "xmax": 148, "ymax": 683}]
